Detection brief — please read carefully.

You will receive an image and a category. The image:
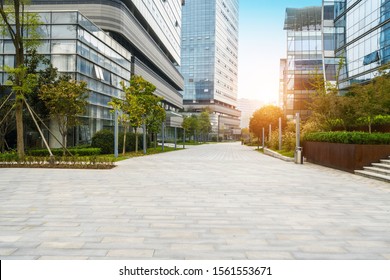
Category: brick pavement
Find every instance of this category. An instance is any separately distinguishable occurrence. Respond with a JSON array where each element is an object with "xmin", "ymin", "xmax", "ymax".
[{"xmin": 0, "ymin": 142, "xmax": 389, "ymax": 259}]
